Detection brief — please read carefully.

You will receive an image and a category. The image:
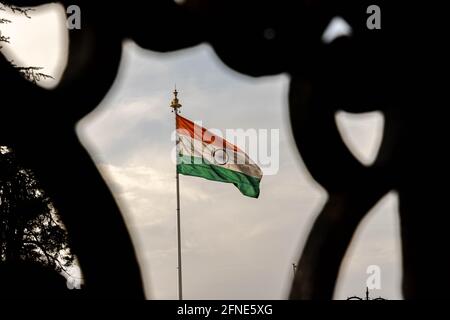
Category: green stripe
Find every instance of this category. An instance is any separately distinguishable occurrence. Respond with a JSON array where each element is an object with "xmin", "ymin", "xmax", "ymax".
[{"xmin": 177, "ymin": 155, "xmax": 261, "ymax": 198}]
